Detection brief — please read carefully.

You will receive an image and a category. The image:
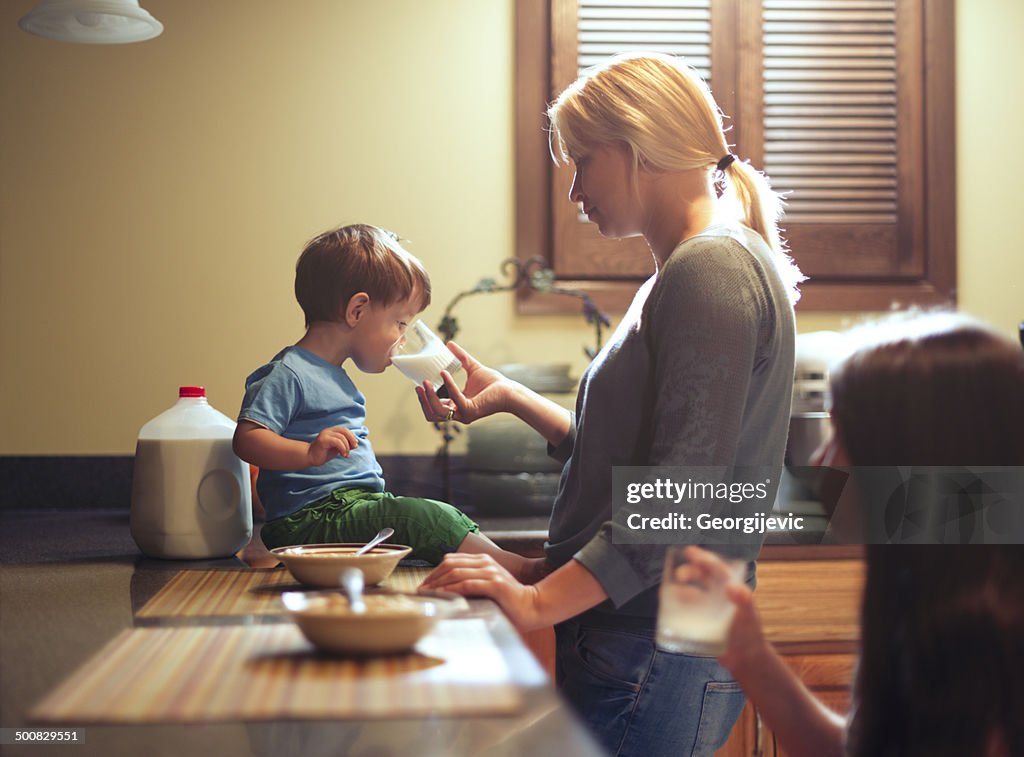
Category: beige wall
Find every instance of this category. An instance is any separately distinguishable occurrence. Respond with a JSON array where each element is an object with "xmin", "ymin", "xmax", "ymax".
[
  {"xmin": 954, "ymin": 0, "xmax": 1024, "ymax": 330},
  {"xmin": 1, "ymin": 0, "xmax": 1021, "ymax": 456}
]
